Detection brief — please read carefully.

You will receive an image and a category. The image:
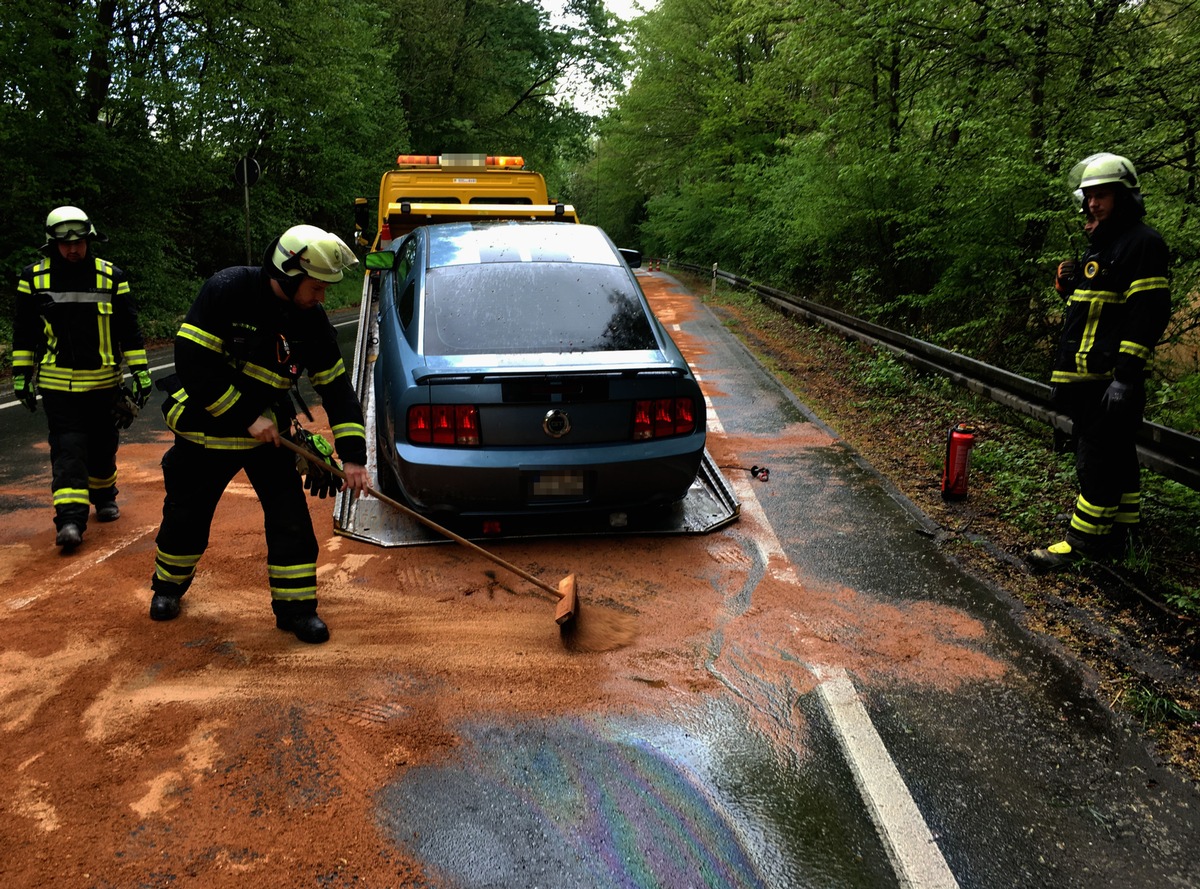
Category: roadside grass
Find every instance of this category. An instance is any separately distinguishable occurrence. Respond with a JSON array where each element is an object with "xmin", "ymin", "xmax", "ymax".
[
  {"xmin": 695, "ymin": 274, "xmax": 1200, "ymax": 617},
  {"xmin": 1118, "ymin": 682, "xmax": 1200, "ymax": 730}
]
